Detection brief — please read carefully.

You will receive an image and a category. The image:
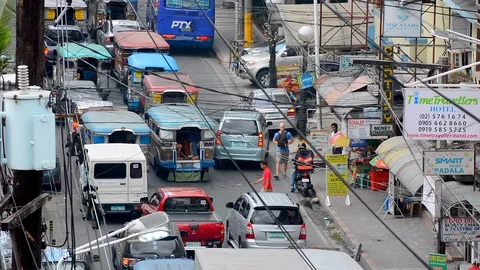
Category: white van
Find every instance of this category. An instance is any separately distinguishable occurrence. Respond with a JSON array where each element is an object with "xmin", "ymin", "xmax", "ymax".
[{"xmin": 80, "ymin": 143, "xmax": 148, "ymax": 219}]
